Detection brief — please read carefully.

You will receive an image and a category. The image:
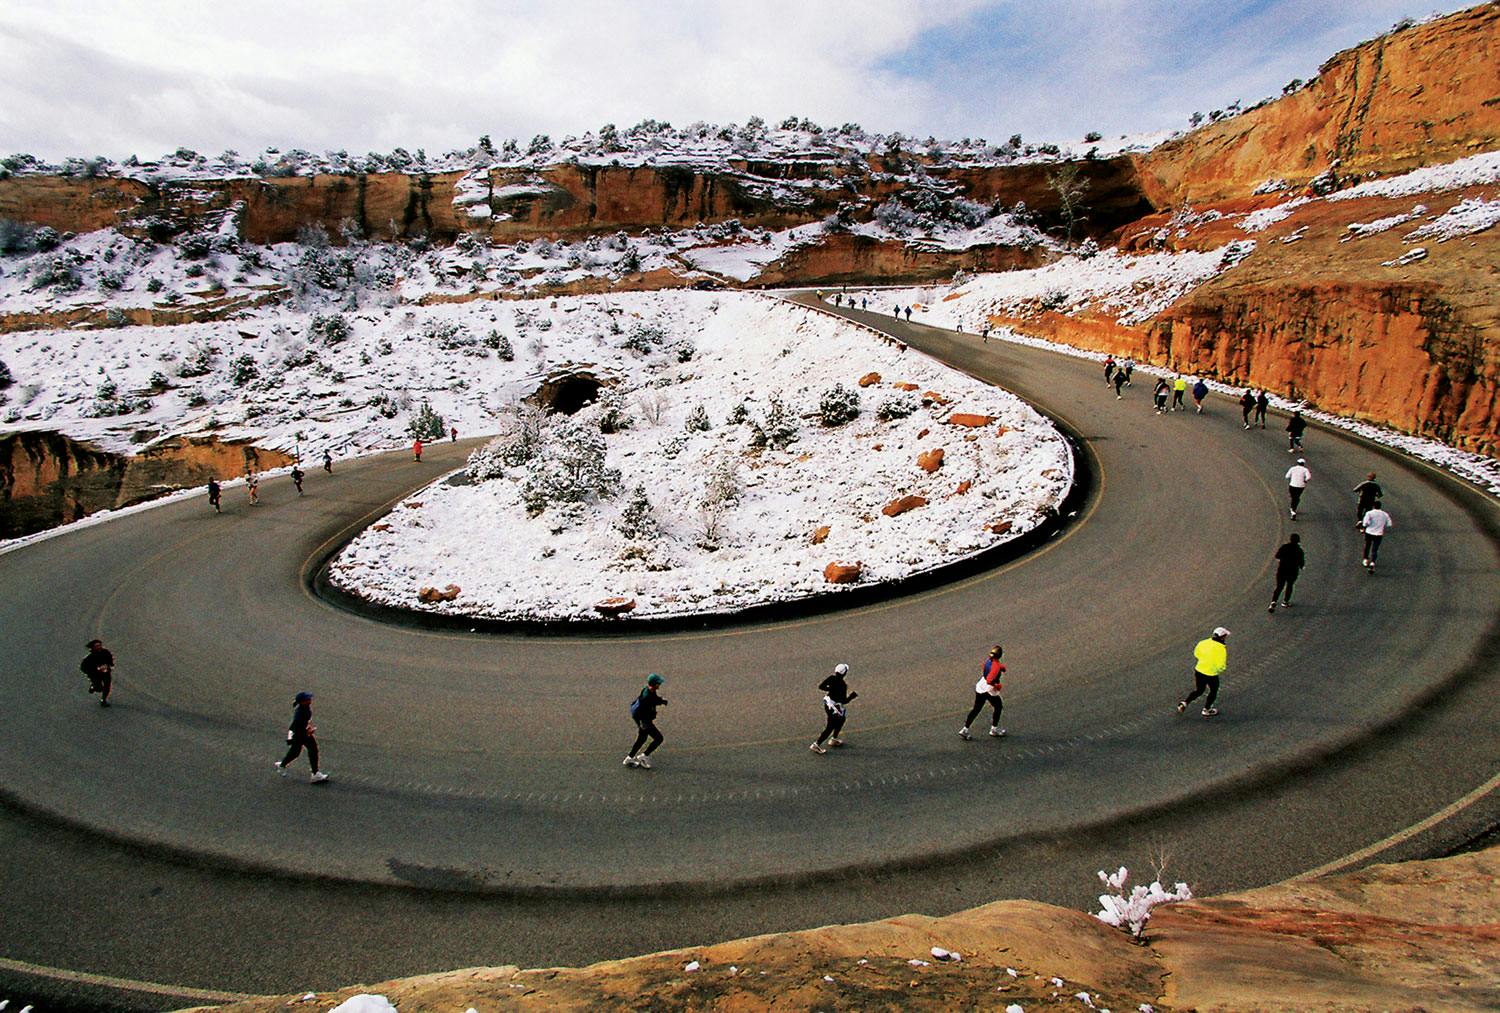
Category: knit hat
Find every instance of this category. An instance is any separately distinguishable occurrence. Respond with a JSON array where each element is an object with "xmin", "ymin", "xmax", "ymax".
[{"xmin": 646, "ymin": 673, "xmax": 663, "ymax": 686}]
